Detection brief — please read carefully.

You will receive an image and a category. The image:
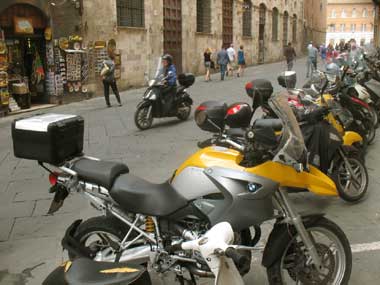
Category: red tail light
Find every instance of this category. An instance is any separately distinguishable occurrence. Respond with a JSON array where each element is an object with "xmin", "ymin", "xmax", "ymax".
[
  {"xmin": 227, "ymin": 104, "xmax": 243, "ymax": 115},
  {"xmin": 49, "ymin": 173, "xmax": 58, "ymax": 186},
  {"xmin": 196, "ymin": 105, "xmax": 207, "ymax": 111}
]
